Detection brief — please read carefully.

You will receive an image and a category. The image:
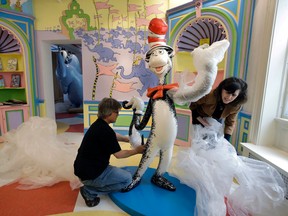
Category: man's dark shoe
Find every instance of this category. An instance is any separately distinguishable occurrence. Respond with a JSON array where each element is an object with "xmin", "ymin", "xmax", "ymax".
[{"xmin": 80, "ymin": 187, "xmax": 100, "ymax": 207}]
